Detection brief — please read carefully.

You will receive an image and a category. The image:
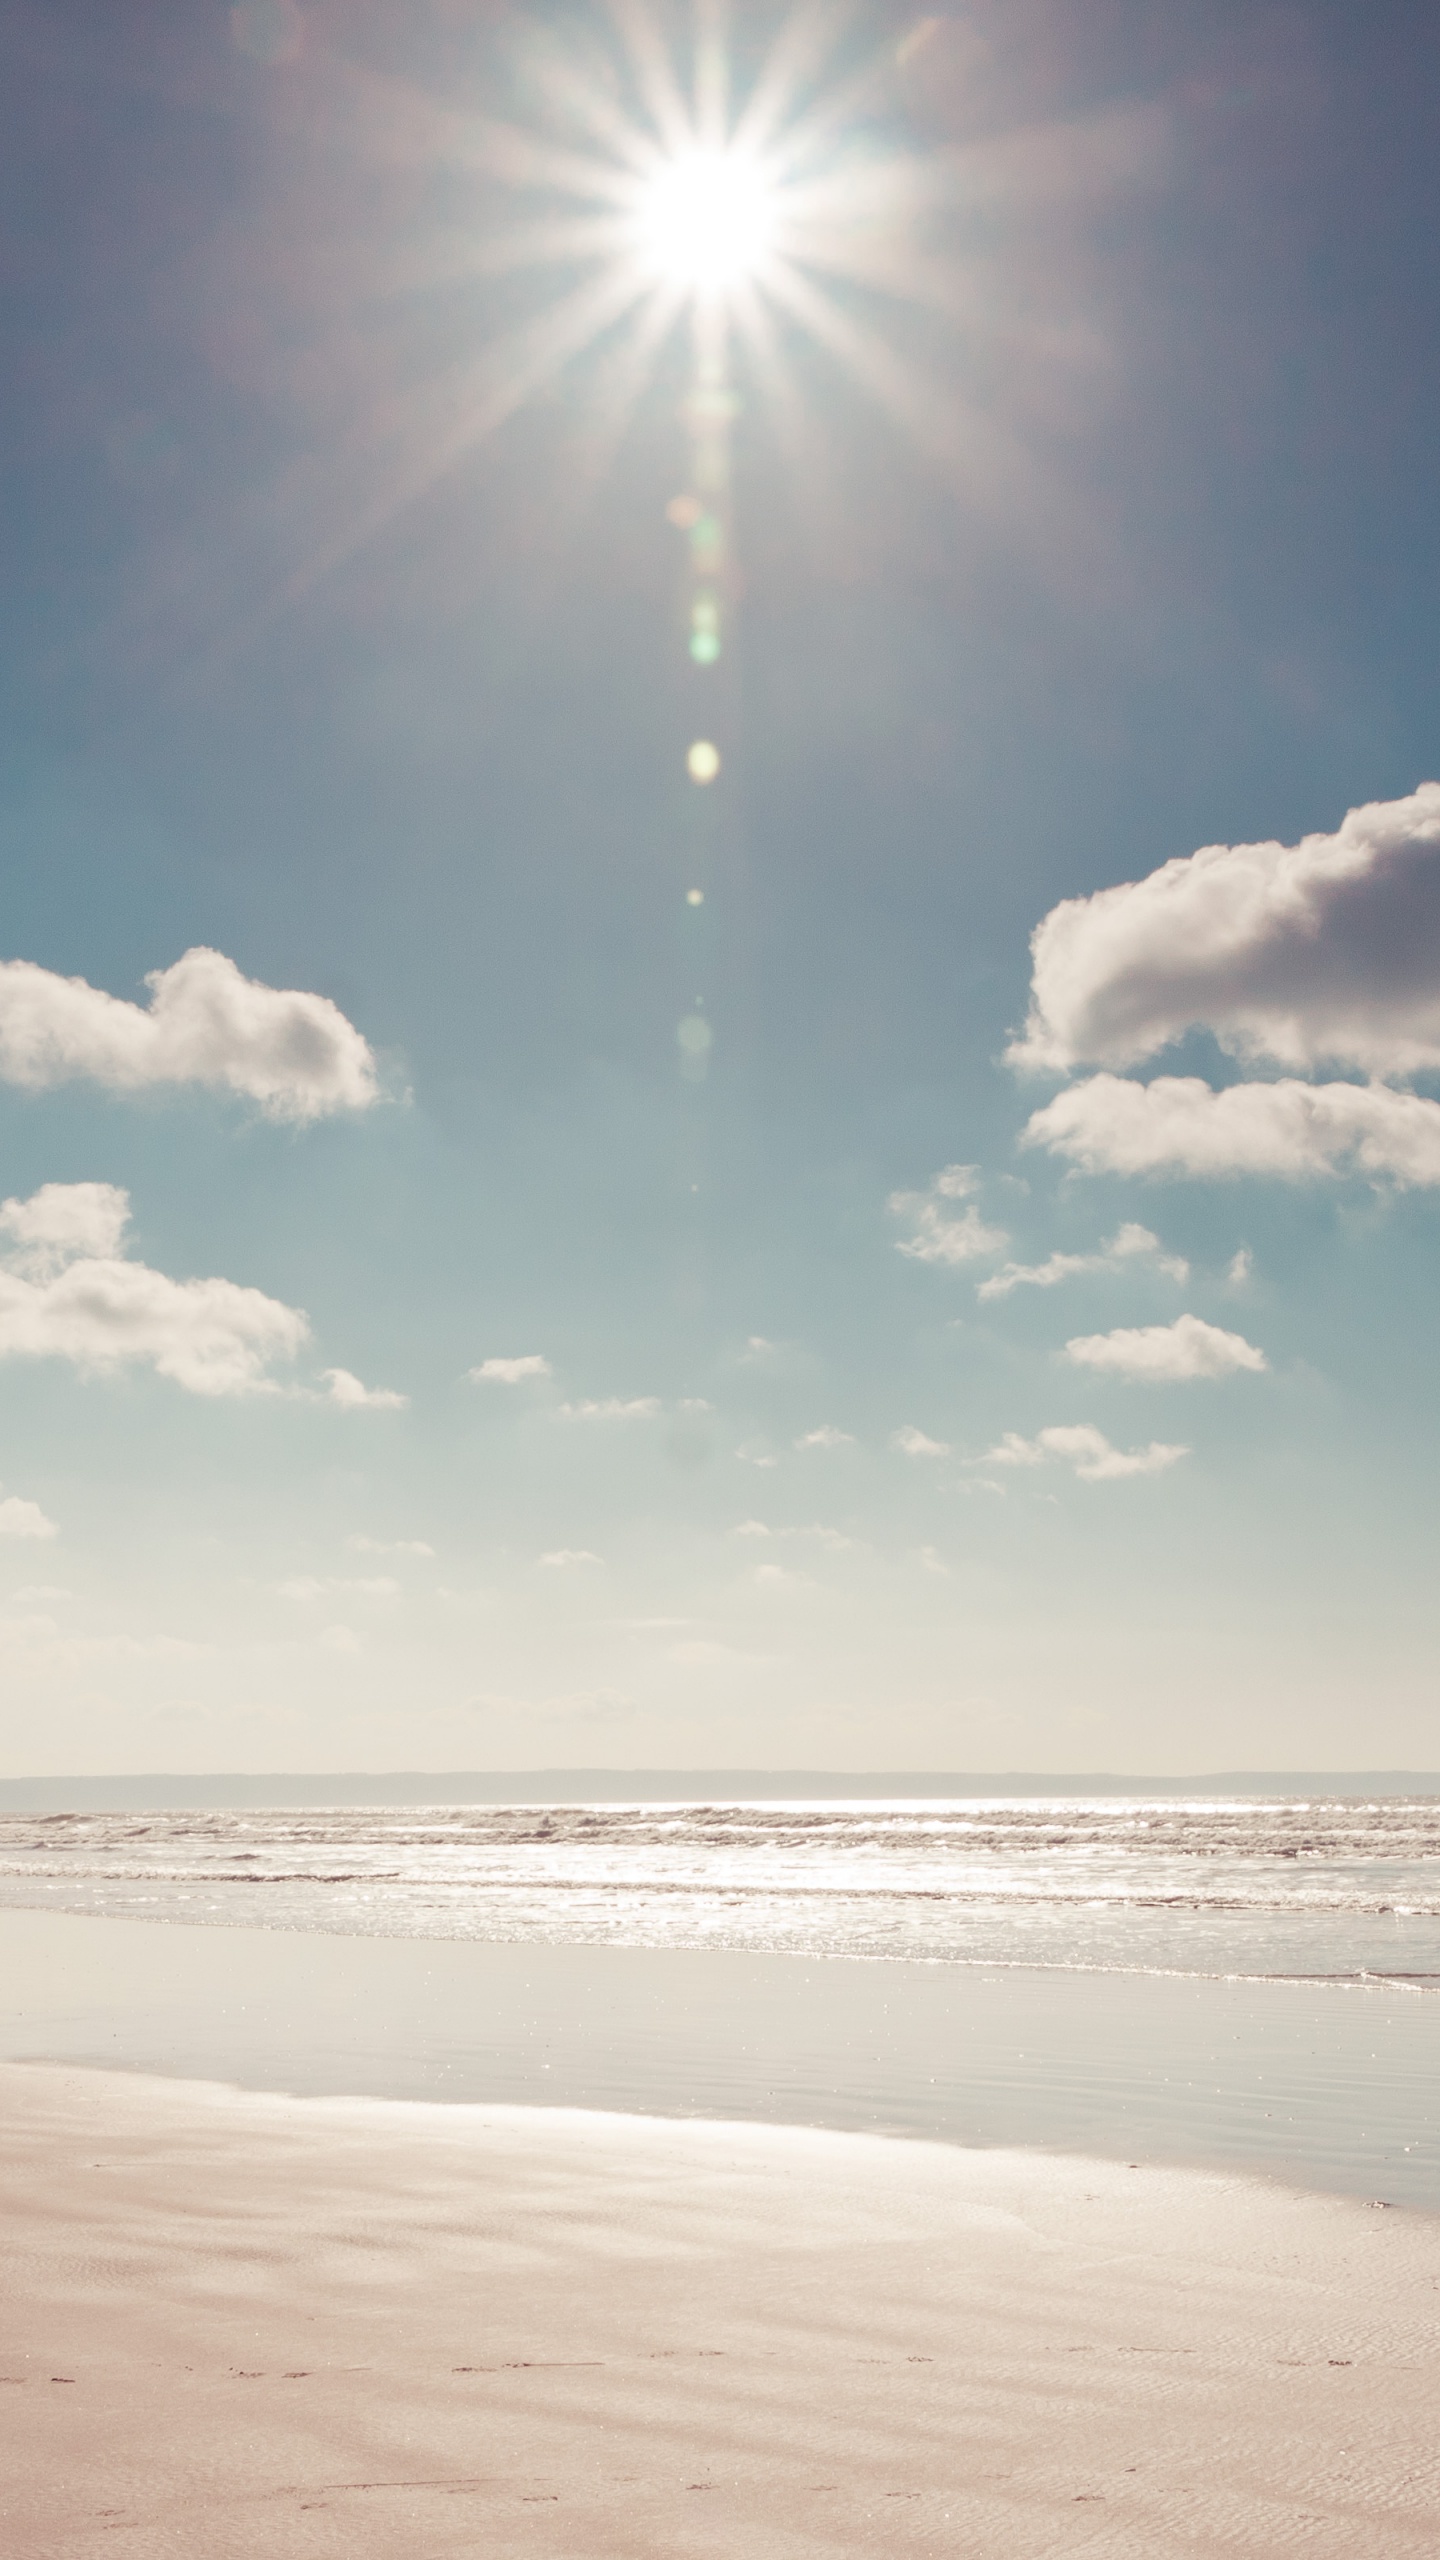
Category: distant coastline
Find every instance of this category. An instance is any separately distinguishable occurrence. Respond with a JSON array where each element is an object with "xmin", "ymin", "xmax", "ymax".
[{"xmin": 3, "ymin": 1768, "xmax": 1440, "ymax": 1809}]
